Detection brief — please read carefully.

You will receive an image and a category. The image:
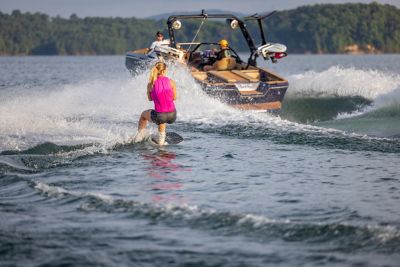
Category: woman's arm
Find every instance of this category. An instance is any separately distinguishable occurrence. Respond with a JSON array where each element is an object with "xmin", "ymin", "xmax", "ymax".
[
  {"xmin": 170, "ymin": 80, "xmax": 177, "ymax": 100},
  {"xmin": 147, "ymin": 83, "xmax": 153, "ymax": 101}
]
